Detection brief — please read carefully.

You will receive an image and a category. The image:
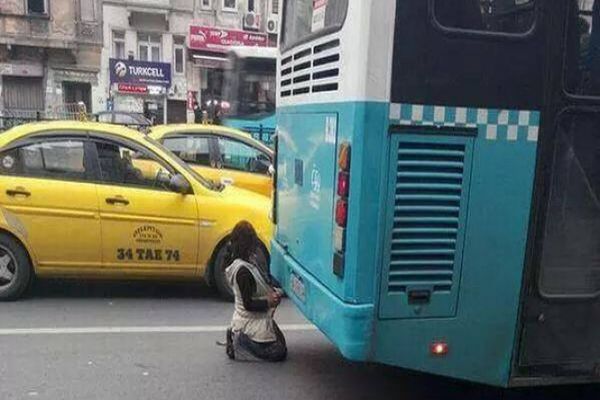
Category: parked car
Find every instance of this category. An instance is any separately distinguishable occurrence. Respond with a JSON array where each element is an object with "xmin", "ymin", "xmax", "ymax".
[
  {"xmin": 150, "ymin": 124, "xmax": 274, "ymax": 197},
  {"xmin": 96, "ymin": 111, "xmax": 152, "ymax": 131},
  {"xmin": 0, "ymin": 121, "xmax": 272, "ymax": 300}
]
